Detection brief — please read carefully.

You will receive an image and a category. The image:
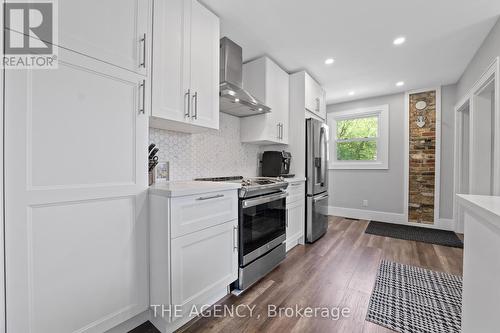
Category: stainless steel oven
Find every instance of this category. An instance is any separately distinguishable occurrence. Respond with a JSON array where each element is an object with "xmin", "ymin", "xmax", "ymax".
[
  {"xmin": 239, "ymin": 191, "xmax": 287, "ymax": 265},
  {"xmin": 236, "ymin": 189, "xmax": 287, "ymax": 292}
]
